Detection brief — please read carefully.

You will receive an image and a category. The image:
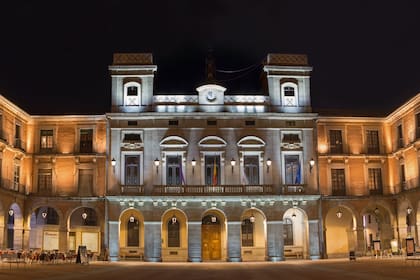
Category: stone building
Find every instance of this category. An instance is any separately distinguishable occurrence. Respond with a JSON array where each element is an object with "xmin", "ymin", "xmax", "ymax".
[{"xmin": 0, "ymin": 52, "xmax": 419, "ymax": 261}]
